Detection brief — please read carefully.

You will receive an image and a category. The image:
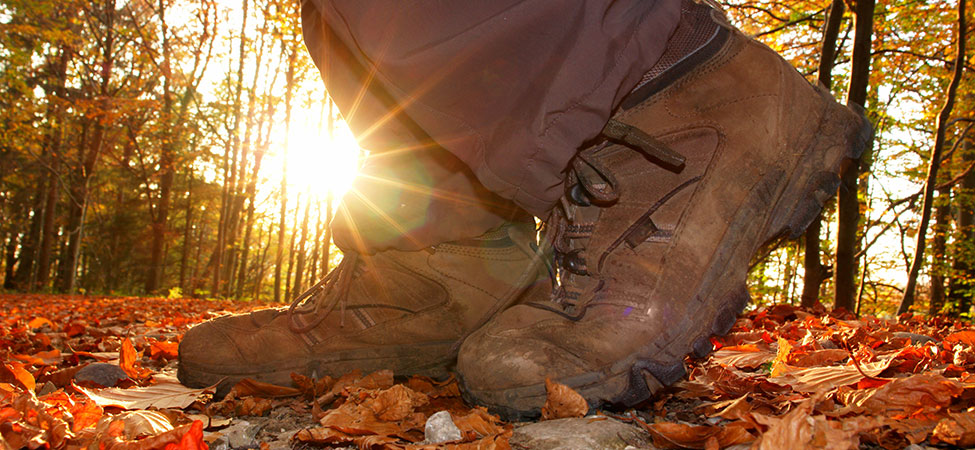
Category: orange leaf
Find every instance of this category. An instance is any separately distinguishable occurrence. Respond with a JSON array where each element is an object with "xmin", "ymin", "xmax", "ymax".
[
  {"xmin": 148, "ymin": 340, "xmax": 179, "ymax": 360},
  {"xmin": 27, "ymin": 317, "xmax": 54, "ymax": 330},
  {"xmin": 944, "ymin": 330, "xmax": 975, "ymax": 347},
  {"xmin": 647, "ymin": 421, "xmax": 755, "ymax": 449},
  {"xmin": 119, "ymin": 338, "xmax": 152, "ymax": 380},
  {"xmin": 540, "ymin": 378, "xmax": 588, "ymax": 420},
  {"xmin": 1, "ymin": 362, "xmax": 36, "ymax": 392},
  {"xmin": 230, "ymin": 378, "xmax": 301, "ymax": 398}
]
